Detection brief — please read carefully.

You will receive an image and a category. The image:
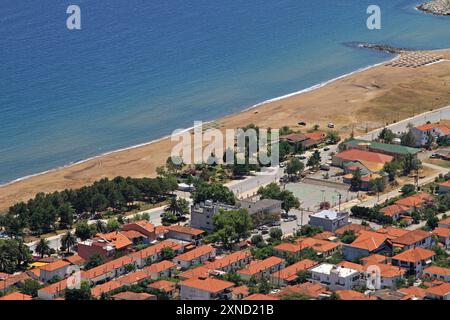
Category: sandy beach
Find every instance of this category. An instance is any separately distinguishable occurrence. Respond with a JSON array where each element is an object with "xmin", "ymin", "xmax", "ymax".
[{"xmin": 2, "ymin": 49, "xmax": 450, "ymax": 212}]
